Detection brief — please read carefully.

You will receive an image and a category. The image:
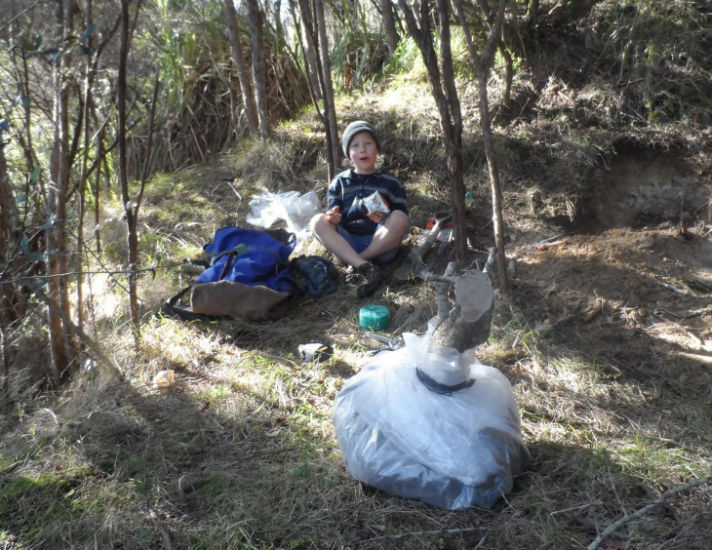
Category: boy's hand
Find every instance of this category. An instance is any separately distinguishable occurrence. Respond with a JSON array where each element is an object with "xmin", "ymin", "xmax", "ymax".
[
  {"xmin": 367, "ymin": 211, "xmax": 386, "ymax": 224},
  {"xmin": 325, "ymin": 205, "xmax": 342, "ymax": 224}
]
